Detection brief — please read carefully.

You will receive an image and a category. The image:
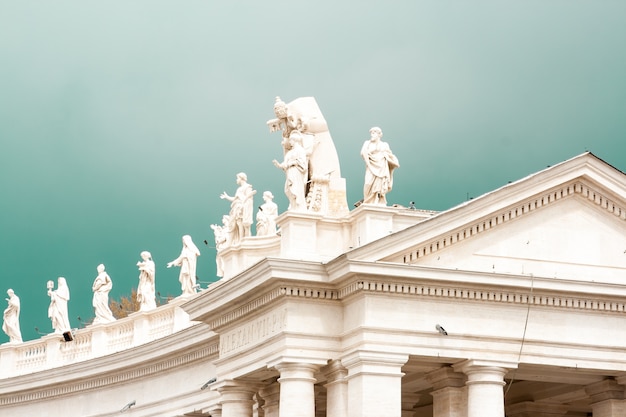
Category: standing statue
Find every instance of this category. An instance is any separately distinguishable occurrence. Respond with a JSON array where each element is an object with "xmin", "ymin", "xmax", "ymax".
[
  {"xmin": 167, "ymin": 235, "xmax": 201, "ymax": 297},
  {"xmin": 273, "ymin": 130, "xmax": 308, "ymax": 211},
  {"xmin": 220, "ymin": 172, "xmax": 256, "ymax": 245},
  {"xmin": 267, "ymin": 96, "xmax": 349, "ymax": 215},
  {"xmin": 256, "ymin": 191, "xmax": 279, "ymax": 236},
  {"xmin": 210, "ymin": 215, "xmax": 230, "ymax": 278},
  {"xmin": 48, "ymin": 277, "xmax": 71, "ymax": 334},
  {"xmin": 360, "ymin": 127, "xmax": 400, "ymax": 205},
  {"xmin": 2, "ymin": 289, "xmax": 22, "ymax": 343},
  {"xmin": 92, "ymin": 264, "xmax": 115, "ymax": 324},
  {"xmin": 136, "ymin": 251, "xmax": 157, "ymax": 311}
]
